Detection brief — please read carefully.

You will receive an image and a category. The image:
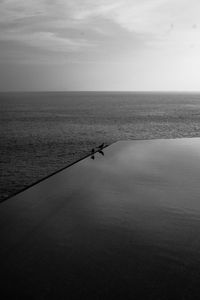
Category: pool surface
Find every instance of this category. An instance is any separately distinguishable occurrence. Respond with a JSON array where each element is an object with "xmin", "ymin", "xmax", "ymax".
[{"xmin": 1, "ymin": 138, "xmax": 200, "ymax": 299}]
